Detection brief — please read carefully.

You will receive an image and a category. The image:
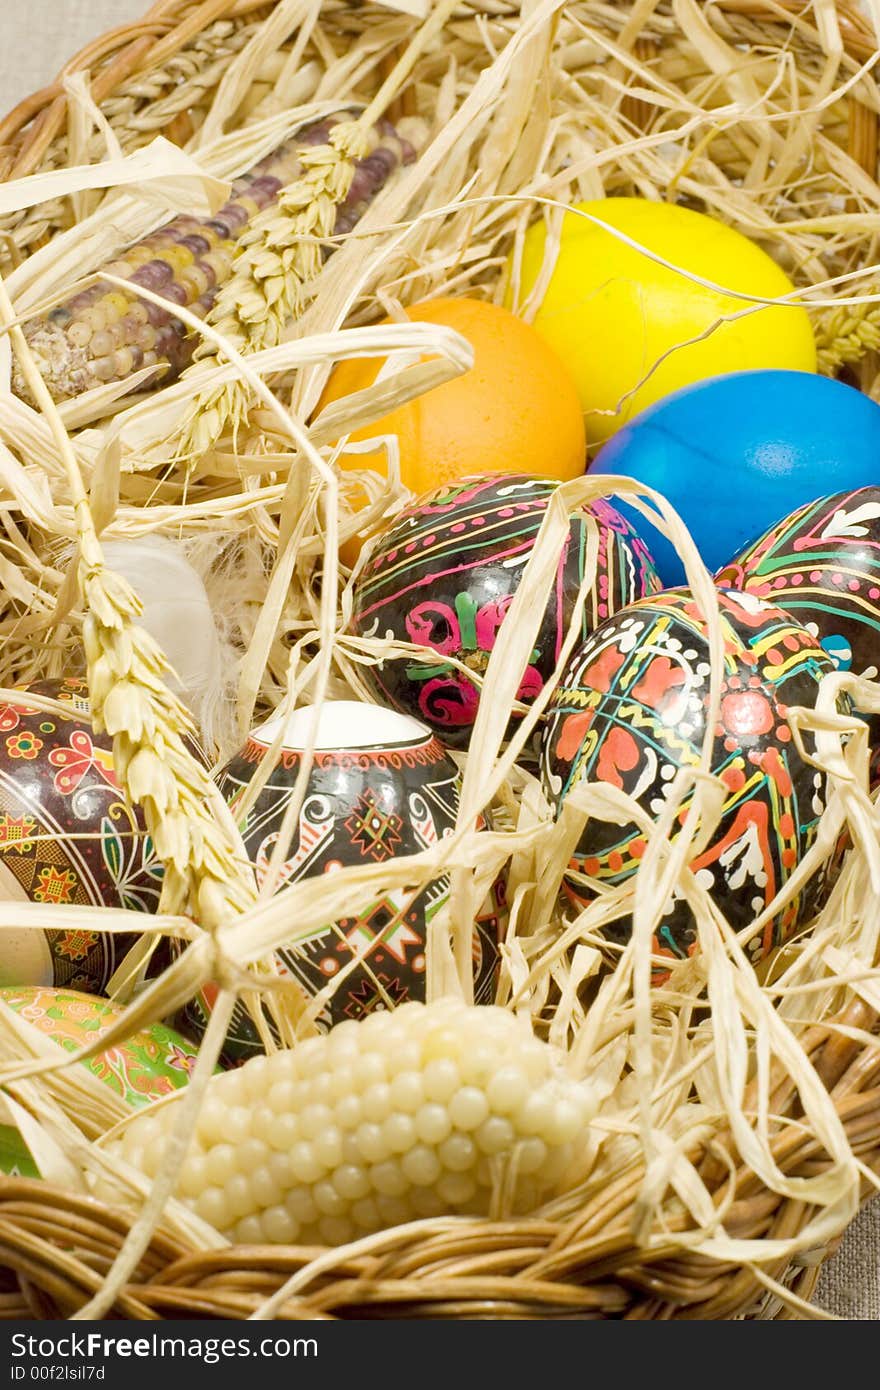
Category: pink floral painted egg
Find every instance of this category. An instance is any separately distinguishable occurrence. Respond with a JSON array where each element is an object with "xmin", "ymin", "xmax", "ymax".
[
  {"xmin": 0, "ymin": 678, "xmax": 162, "ymax": 994},
  {"xmin": 350, "ymin": 473, "xmax": 659, "ymax": 750}
]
